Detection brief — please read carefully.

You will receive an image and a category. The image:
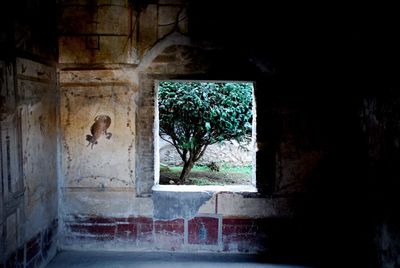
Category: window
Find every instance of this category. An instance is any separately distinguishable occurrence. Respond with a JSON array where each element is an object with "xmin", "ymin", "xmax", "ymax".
[{"xmin": 154, "ymin": 80, "xmax": 257, "ymax": 191}]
